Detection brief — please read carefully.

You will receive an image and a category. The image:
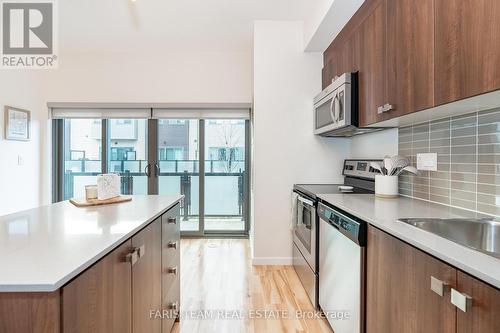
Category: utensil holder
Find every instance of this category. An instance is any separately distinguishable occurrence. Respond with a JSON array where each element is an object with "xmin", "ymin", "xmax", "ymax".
[{"xmin": 375, "ymin": 175, "xmax": 399, "ymax": 198}]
